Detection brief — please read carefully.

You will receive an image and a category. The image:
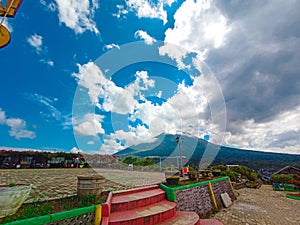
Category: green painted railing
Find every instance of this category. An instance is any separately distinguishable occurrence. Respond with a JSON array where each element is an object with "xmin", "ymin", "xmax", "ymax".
[
  {"xmin": 160, "ymin": 176, "xmax": 229, "ymax": 202},
  {"xmin": 285, "ymin": 193, "xmax": 300, "ymax": 200},
  {"xmin": 3, "ymin": 204, "xmax": 99, "ymax": 225}
]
